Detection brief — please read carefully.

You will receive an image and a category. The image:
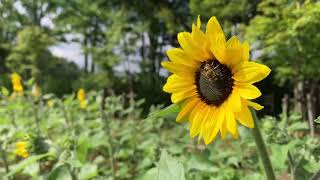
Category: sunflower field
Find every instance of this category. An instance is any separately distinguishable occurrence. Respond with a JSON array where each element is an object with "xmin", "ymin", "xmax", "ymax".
[
  {"xmin": 1, "ymin": 0, "xmax": 320, "ymax": 180},
  {"xmin": 0, "ymin": 78, "xmax": 319, "ymax": 179}
]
